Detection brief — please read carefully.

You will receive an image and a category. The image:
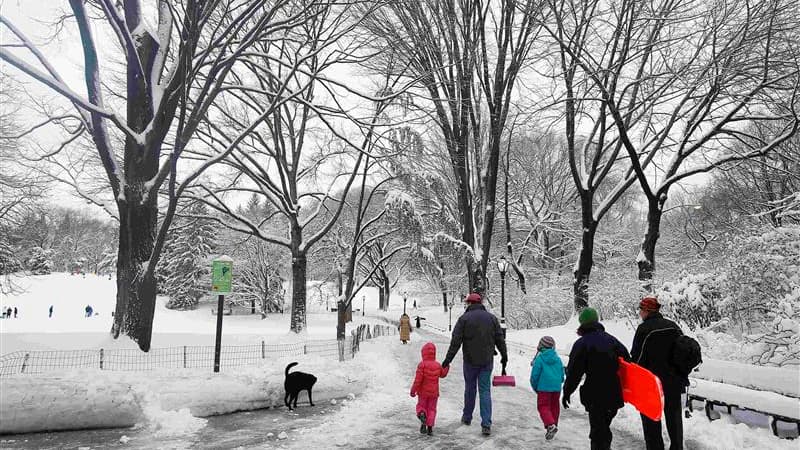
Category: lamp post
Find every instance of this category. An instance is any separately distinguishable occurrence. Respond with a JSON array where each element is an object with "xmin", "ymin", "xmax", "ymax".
[
  {"xmin": 497, "ymin": 256, "xmax": 508, "ymax": 340},
  {"xmin": 448, "ymin": 298, "xmax": 454, "ymax": 331},
  {"xmin": 362, "ymin": 295, "xmax": 365, "ymax": 316},
  {"xmin": 403, "ymin": 292, "xmax": 407, "ymax": 314}
]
